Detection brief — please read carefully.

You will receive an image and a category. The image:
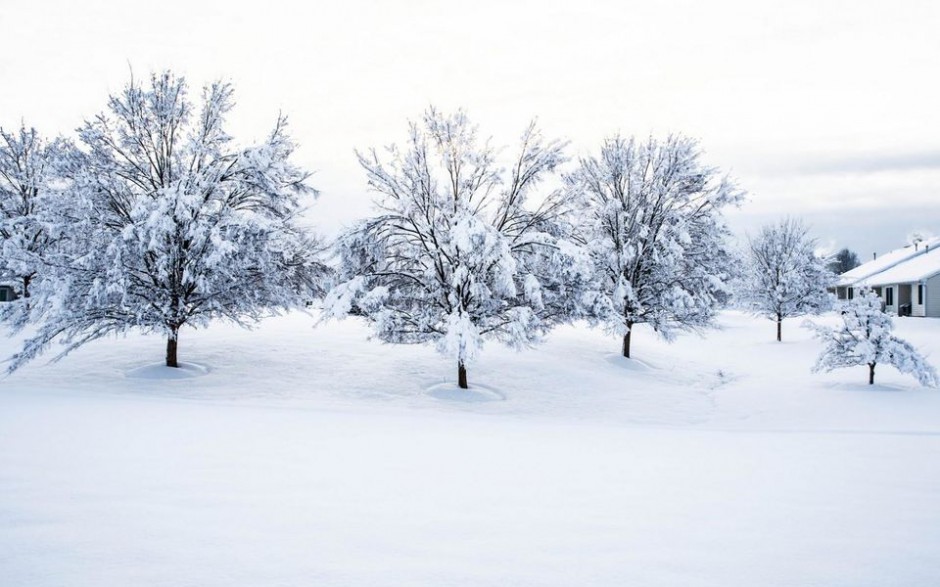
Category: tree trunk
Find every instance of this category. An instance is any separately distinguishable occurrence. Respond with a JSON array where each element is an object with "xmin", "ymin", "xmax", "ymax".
[
  {"xmin": 622, "ymin": 321, "xmax": 634, "ymax": 358},
  {"xmin": 22, "ymin": 275, "xmax": 31, "ymax": 299},
  {"xmin": 166, "ymin": 325, "xmax": 179, "ymax": 368},
  {"xmin": 458, "ymin": 361, "xmax": 468, "ymax": 389},
  {"xmin": 869, "ymin": 363, "xmax": 875, "ymax": 385},
  {"xmin": 776, "ymin": 315, "xmax": 782, "ymax": 342}
]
